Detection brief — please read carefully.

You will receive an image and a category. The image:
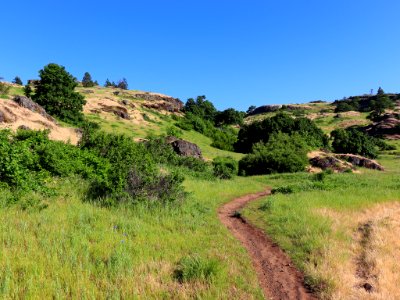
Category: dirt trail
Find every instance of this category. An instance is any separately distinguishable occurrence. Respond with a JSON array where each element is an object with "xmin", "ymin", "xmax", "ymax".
[{"xmin": 218, "ymin": 189, "xmax": 317, "ymax": 300}]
